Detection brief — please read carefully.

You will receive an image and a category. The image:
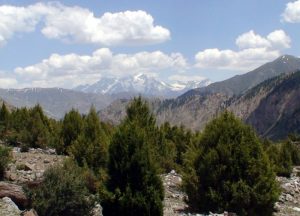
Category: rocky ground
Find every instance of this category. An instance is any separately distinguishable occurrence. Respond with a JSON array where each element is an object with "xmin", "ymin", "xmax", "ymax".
[
  {"xmin": 5, "ymin": 147, "xmax": 65, "ymax": 184},
  {"xmin": 1, "ymin": 148, "xmax": 300, "ymax": 216},
  {"xmin": 274, "ymin": 166, "xmax": 300, "ymax": 216},
  {"xmin": 162, "ymin": 168, "xmax": 300, "ymax": 216},
  {"xmin": 0, "ymin": 147, "xmax": 65, "ymax": 216}
]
